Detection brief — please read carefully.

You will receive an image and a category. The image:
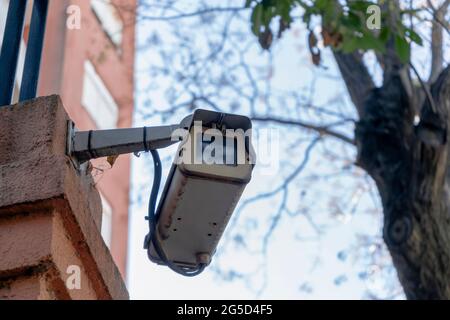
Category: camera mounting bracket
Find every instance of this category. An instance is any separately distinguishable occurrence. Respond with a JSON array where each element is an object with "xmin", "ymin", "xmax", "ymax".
[
  {"xmin": 67, "ymin": 115, "xmax": 193, "ymax": 166},
  {"xmin": 65, "ymin": 109, "xmax": 254, "ymax": 277}
]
